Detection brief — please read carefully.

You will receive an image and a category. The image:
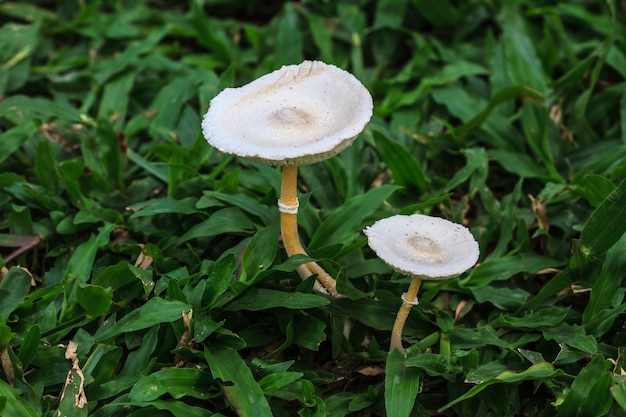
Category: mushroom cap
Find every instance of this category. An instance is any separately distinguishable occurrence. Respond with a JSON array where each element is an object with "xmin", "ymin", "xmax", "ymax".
[
  {"xmin": 201, "ymin": 61, "xmax": 373, "ymax": 166},
  {"xmin": 364, "ymin": 214, "xmax": 479, "ymax": 280}
]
